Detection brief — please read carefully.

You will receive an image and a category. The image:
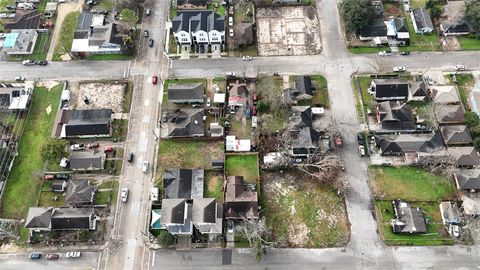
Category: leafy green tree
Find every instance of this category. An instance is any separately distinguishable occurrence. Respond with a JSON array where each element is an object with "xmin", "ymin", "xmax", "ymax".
[
  {"xmin": 466, "ymin": 0, "xmax": 480, "ymax": 33},
  {"xmin": 341, "ymin": 0, "xmax": 375, "ymax": 34},
  {"xmin": 119, "ymin": 8, "xmax": 139, "ymax": 30},
  {"xmin": 470, "ymin": 125, "xmax": 480, "ymax": 137},
  {"xmin": 40, "ymin": 138, "xmax": 68, "ymax": 162},
  {"xmin": 157, "ymin": 230, "xmax": 175, "ymax": 246},
  {"xmin": 429, "ymin": 5, "xmax": 442, "ymax": 19},
  {"xmin": 474, "ymin": 137, "xmax": 480, "ymax": 150},
  {"xmin": 464, "ymin": 111, "xmax": 480, "ymax": 127}
]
